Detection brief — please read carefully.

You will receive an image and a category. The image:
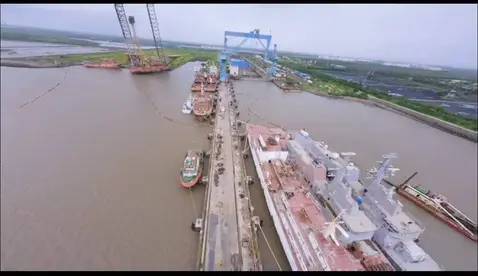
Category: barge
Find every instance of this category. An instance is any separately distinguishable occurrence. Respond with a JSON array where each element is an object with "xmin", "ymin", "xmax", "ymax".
[
  {"xmin": 394, "ymin": 178, "xmax": 477, "ymax": 242},
  {"xmin": 383, "ymin": 173, "xmax": 477, "ymax": 242},
  {"xmin": 83, "ymin": 59, "xmax": 121, "ymax": 69}
]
